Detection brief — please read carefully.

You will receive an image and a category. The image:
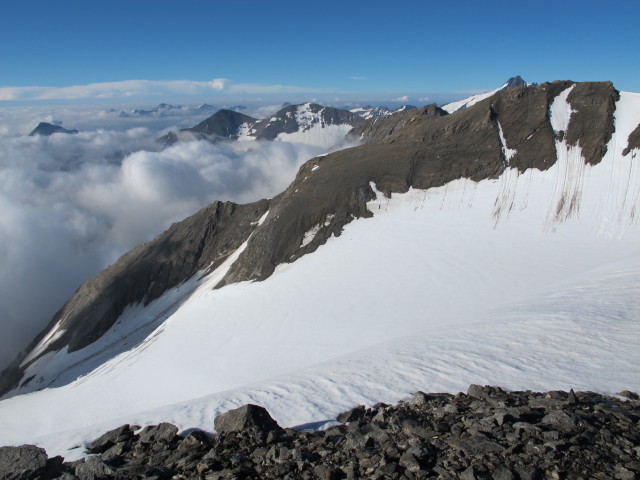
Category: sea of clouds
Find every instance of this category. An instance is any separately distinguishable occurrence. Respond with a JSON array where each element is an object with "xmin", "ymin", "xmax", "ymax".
[{"xmin": 0, "ymin": 104, "xmax": 347, "ymax": 371}]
